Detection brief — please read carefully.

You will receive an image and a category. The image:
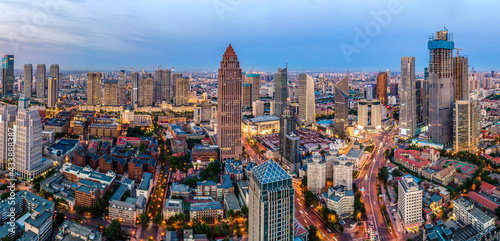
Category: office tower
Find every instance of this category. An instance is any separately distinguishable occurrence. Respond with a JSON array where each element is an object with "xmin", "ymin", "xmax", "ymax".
[
  {"xmin": 274, "ymin": 66, "xmax": 288, "ymax": 116},
  {"xmin": 242, "ymin": 83, "xmax": 252, "ymax": 108},
  {"xmin": 415, "ymin": 79, "xmax": 422, "ymax": 124},
  {"xmin": 50, "ymin": 64, "xmax": 59, "ymax": 90},
  {"xmin": 247, "ymin": 73, "xmax": 260, "ymax": 103},
  {"xmin": 1, "ymin": 55, "xmax": 14, "ymax": 98},
  {"xmin": 400, "ymin": 57, "xmax": 416, "ymax": 138},
  {"xmin": 298, "ymin": 74, "xmax": 315, "ymax": 126},
  {"xmin": 140, "ymin": 73, "xmax": 154, "ymax": 107},
  {"xmin": 87, "ymin": 72, "xmax": 102, "ymax": 106},
  {"xmin": 284, "ymin": 133, "xmax": 301, "ymax": 174},
  {"xmin": 454, "ymin": 56, "xmax": 469, "ymax": 101},
  {"xmin": 389, "ymin": 83, "xmax": 398, "ymax": 96},
  {"xmin": 36, "ymin": 64, "xmax": 46, "ymax": 98},
  {"xmin": 398, "ymin": 176, "xmax": 422, "ymax": 231},
  {"xmin": 376, "ymin": 72, "xmax": 387, "ymax": 105},
  {"xmin": 333, "ymin": 161, "xmax": 353, "ymax": 190},
  {"xmin": 24, "ymin": 64, "xmax": 33, "ymax": 98},
  {"xmin": 334, "ymin": 75, "xmax": 349, "ymax": 137},
  {"xmin": 154, "ymin": 68, "xmax": 163, "ymax": 104},
  {"xmin": 252, "ymin": 100, "xmax": 264, "ymax": 116},
  {"xmin": 161, "ymin": 69, "xmax": 172, "ymax": 103},
  {"xmin": 453, "ymin": 100, "xmax": 480, "ymax": 153},
  {"xmin": 358, "ymin": 99, "xmax": 381, "ymax": 131},
  {"xmin": 172, "ymin": 72, "xmax": 182, "ymax": 104},
  {"xmin": 103, "ymin": 80, "xmax": 118, "ymax": 106},
  {"xmin": 174, "ymin": 77, "xmax": 189, "ymax": 106},
  {"xmin": 307, "ymin": 154, "xmax": 326, "ymax": 193},
  {"xmin": 48, "ymin": 77, "xmax": 58, "ymax": 107},
  {"xmin": 131, "ymin": 71, "xmax": 140, "ymax": 106},
  {"xmin": 118, "ymin": 70, "xmax": 127, "ymax": 105},
  {"xmin": 364, "ymin": 84, "xmax": 376, "ymax": 101},
  {"xmin": 421, "ymin": 68, "xmax": 430, "ymax": 125},
  {"xmin": 15, "ymin": 107, "xmax": 43, "ymax": 180},
  {"xmin": 280, "ymin": 105, "xmax": 296, "ymax": 162},
  {"xmin": 0, "ymin": 104, "xmax": 17, "ymax": 169},
  {"xmin": 428, "ymin": 29, "xmax": 454, "ymax": 145},
  {"xmin": 248, "ymin": 160, "xmax": 294, "ymax": 241},
  {"xmin": 217, "ymin": 45, "xmax": 243, "ymax": 161}
]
